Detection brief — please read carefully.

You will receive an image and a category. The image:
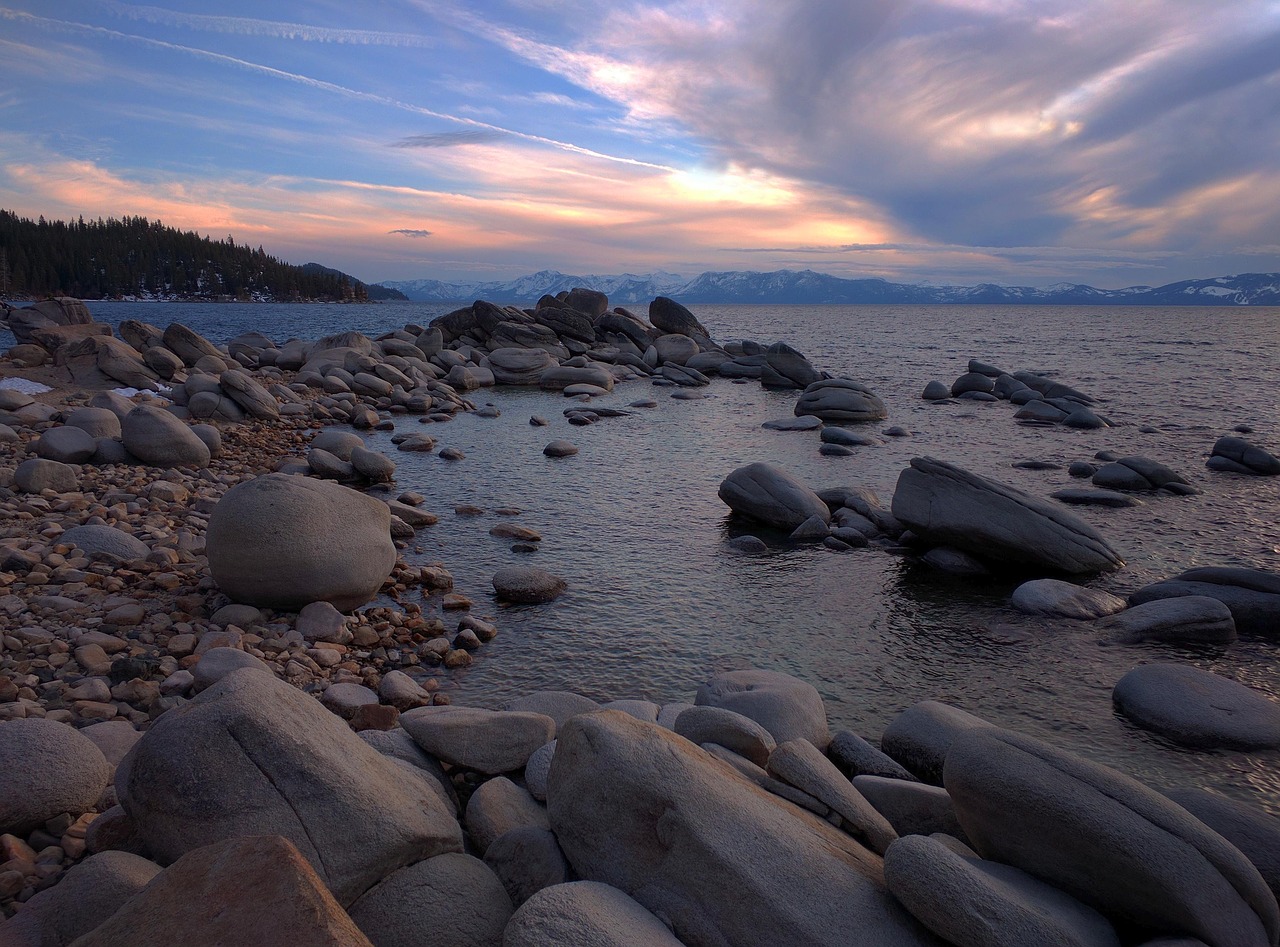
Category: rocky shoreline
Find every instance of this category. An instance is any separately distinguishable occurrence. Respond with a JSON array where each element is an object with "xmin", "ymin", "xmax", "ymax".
[{"xmin": 2, "ymin": 293, "xmax": 1279, "ymax": 945}]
